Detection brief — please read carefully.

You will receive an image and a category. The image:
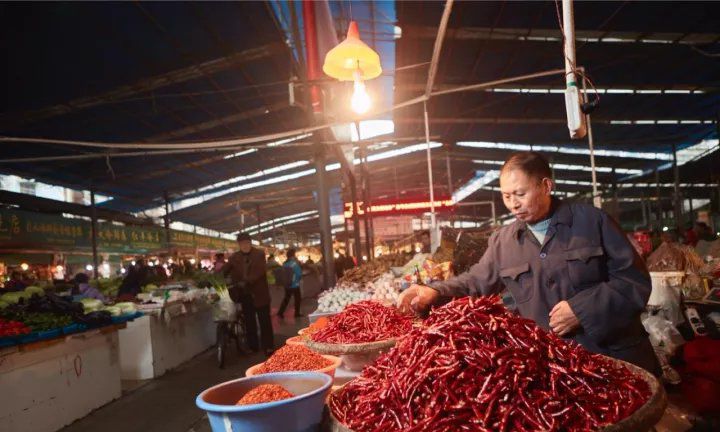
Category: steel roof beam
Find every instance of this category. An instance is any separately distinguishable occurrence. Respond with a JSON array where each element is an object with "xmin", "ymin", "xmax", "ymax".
[
  {"xmin": 0, "ymin": 43, "xmax": 284, "ymax": 129},
  {"xmin": 402, "ymin": 25, "xmax": 720, "ymax": 45}
]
